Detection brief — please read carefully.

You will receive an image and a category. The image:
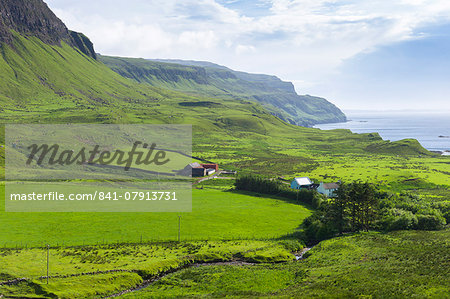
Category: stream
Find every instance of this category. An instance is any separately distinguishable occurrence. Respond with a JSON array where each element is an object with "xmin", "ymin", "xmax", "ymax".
[{"xmin": 295, "ymin": 246, "xmax": 314, "ymax": 260}]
